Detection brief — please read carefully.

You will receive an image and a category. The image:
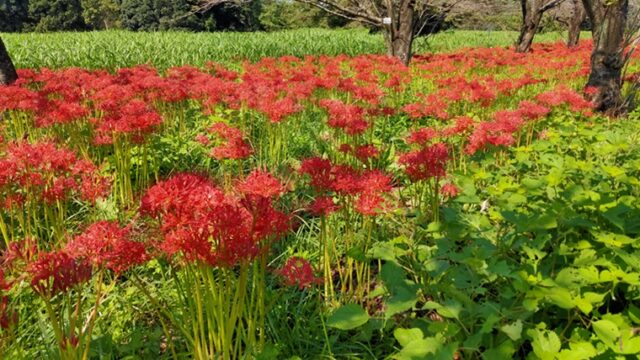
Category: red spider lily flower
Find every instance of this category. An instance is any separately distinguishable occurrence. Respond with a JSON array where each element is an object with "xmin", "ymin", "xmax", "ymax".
[
  {"xmin": 236, "ymin": 170, "xmax": 286, "ymax": 199},
  {"xmin": 35, "ymin": 100, "xmax": 89, "ymax": 128},
  {"xmin": 309, "ymin": 196, "xmax": 341, "ymax": 217},
  {"xmin": 584, "ymin": 86, "xmax": 598, "ymax": 96},
  {"xmin": 27, "ymin": 250, "xmax": 92, "ymax": 297},
  {"xmin": 319, "ymin": 99, "xmax": 370, "ymax": 135},
  {"xmin": 517, "ymin": 100, "xmax": 550, "ymax": 120},
  {"xmin": 205, "ymin": 122, "xmax": 253, "ymax": 160},
  {"xmin": 358, "ymin": 170, "xmax": 393, "ymax": 193},
  {"xmin": 261, "ymin": 96, "xmax": 303, "ymax": 123},
  {"xmin": 355, "ymin": 192, "xmax": 390, "ymax": 216},
  {"xmin": 330, "ymin": 165, "xmax": 362, "ymax": 195},
  {"xmin": 141, "ymin": 173, "xmax": 290, "ymax": 268},
  {"xmin": 195, "ymin": 133, "xmax": 210, "ymax": 146},
  {"xmin": 399, "ymin": 143, "xmax": 449, "ymax": 182},
  {"xmin": 440, "ymin": 183, "xmax": 460, "ymax": 199},
  {"xmin": 65, "ymin": 221, "xmax": 148, "ymax": 274},
  {"xmin": 140, "ymin": 173, "xmax": 225, "ymax": 223},
  {"xmin": 338, "ymin": 144, "xmax": 353, "ymax": 154},
  {"xmin": 0, "ymin": 141, "xmax": 111, "ymax": 206},
  {"xmin": 441, "ymin": 116, "xmax": 475, "ymax": 137},
  {"xmin": 95, "ymin": 99, "xmax": 163, "ymax": 143},
  {"xmin": 536, "ymin": 86, "xmax": 593, "ymax": 112},
  {"xmin": 278, "ymin": 257, "xmax": 320, "ymax": 290},
  {"xmin": 299, "ymin": 157, "xmax": 333, "ymax": 192},
  {"xmin": 402, "ymin": 94, "xmax": 449, "ymax": 120},
  {"xmin": 407, "ymin": 127, "xmax": 438, "ymax": 145},
  {"xmin": 354, "ymin": 144, "xmax": 379, "ymax": 163},
  {"xmin": 0, "ymin": 296, "xmax": 17, "ymax": 330}
]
